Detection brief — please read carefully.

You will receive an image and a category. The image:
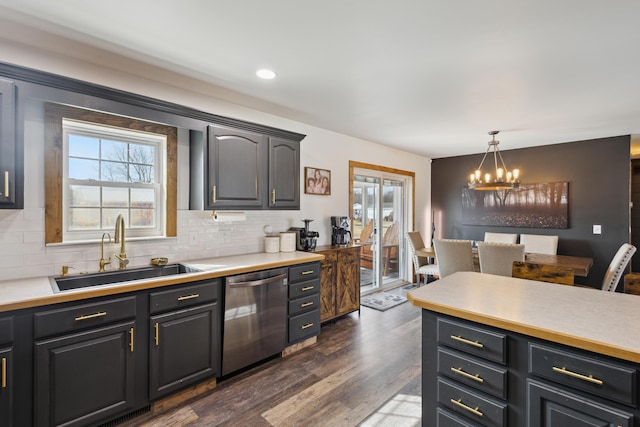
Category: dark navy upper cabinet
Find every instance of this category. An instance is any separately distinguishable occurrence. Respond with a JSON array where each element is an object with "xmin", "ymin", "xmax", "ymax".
[
  {"xmin": 0, "ymin": 78, "xmax": 22, "ymax": 209},
  {"xmin": 268, "ymin": 137, "xmax": 300, "ymax": 209}
]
